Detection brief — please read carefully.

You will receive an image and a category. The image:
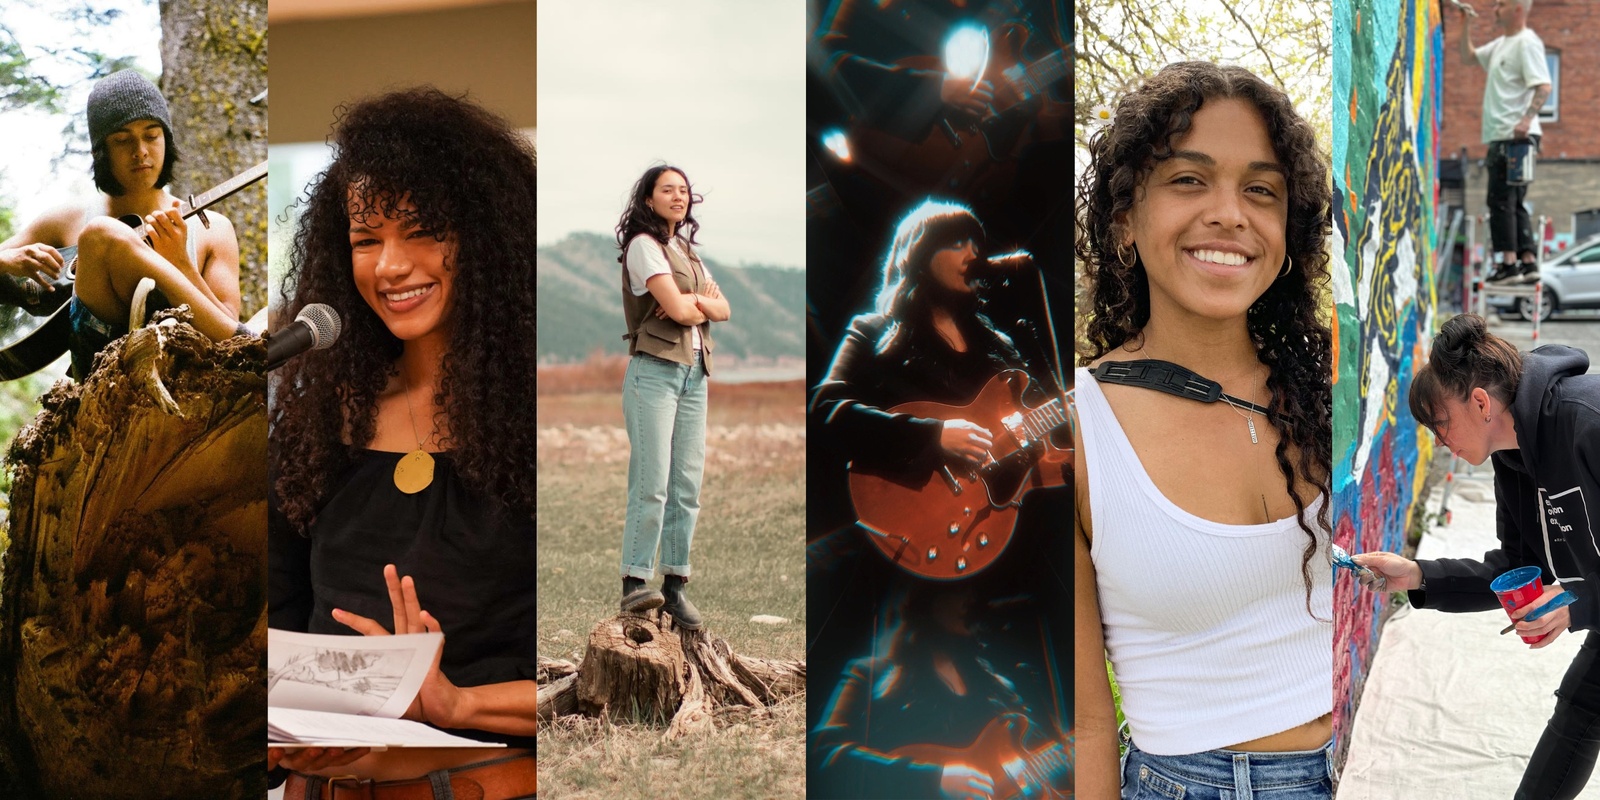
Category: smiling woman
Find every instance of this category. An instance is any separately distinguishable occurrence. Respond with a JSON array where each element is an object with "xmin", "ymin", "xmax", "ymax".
[
  {"xmin": 1073, "ymin": 61, "xmax": 1336, "ymax": 800},
  {"xmin": 268, "ymin": 87, "xmax": 536, "ymax": 799}
]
